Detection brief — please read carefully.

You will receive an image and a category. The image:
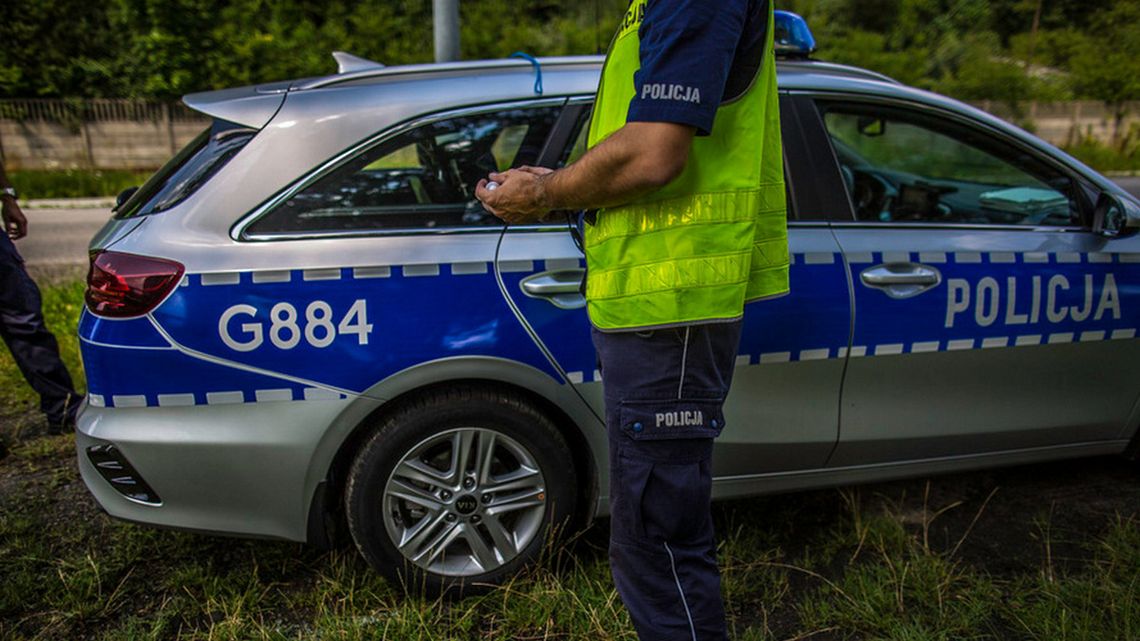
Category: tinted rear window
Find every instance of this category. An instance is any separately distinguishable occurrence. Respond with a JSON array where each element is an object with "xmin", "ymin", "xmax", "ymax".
[{"xmin": 115, "ymin": 119, "xmax": 256, "ymax": 219}]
